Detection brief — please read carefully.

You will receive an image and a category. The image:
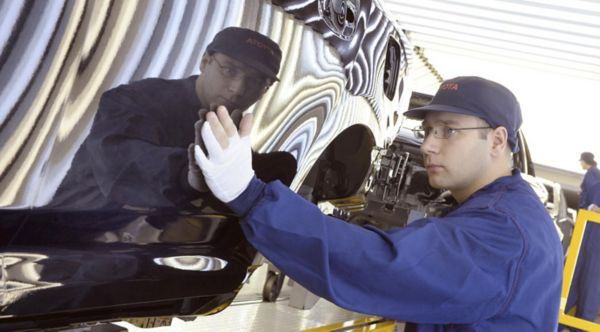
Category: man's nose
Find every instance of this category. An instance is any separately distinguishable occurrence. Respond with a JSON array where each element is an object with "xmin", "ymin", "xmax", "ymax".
[
  {"xmin": 420, "ymin": 133, "xmax": 440, "ymax": 155},
  {"xmin": 228, "ymin": 76, "xmax": 246, "ymax": 95}
]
